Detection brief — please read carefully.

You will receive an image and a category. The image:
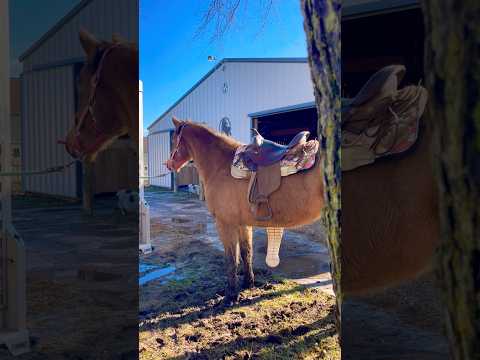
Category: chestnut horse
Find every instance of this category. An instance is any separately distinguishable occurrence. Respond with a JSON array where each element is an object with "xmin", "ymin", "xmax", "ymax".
[
  {"xmin": 166, "ymin": 118, "xmax": 324, "ymax": 305},
  {"xmin": 342, "ymin": 112, "xmax": 439, "ymax": 295},
  {"xmin": 62, "ymin": 30, "xmax": 138, "ymax": 162}
]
